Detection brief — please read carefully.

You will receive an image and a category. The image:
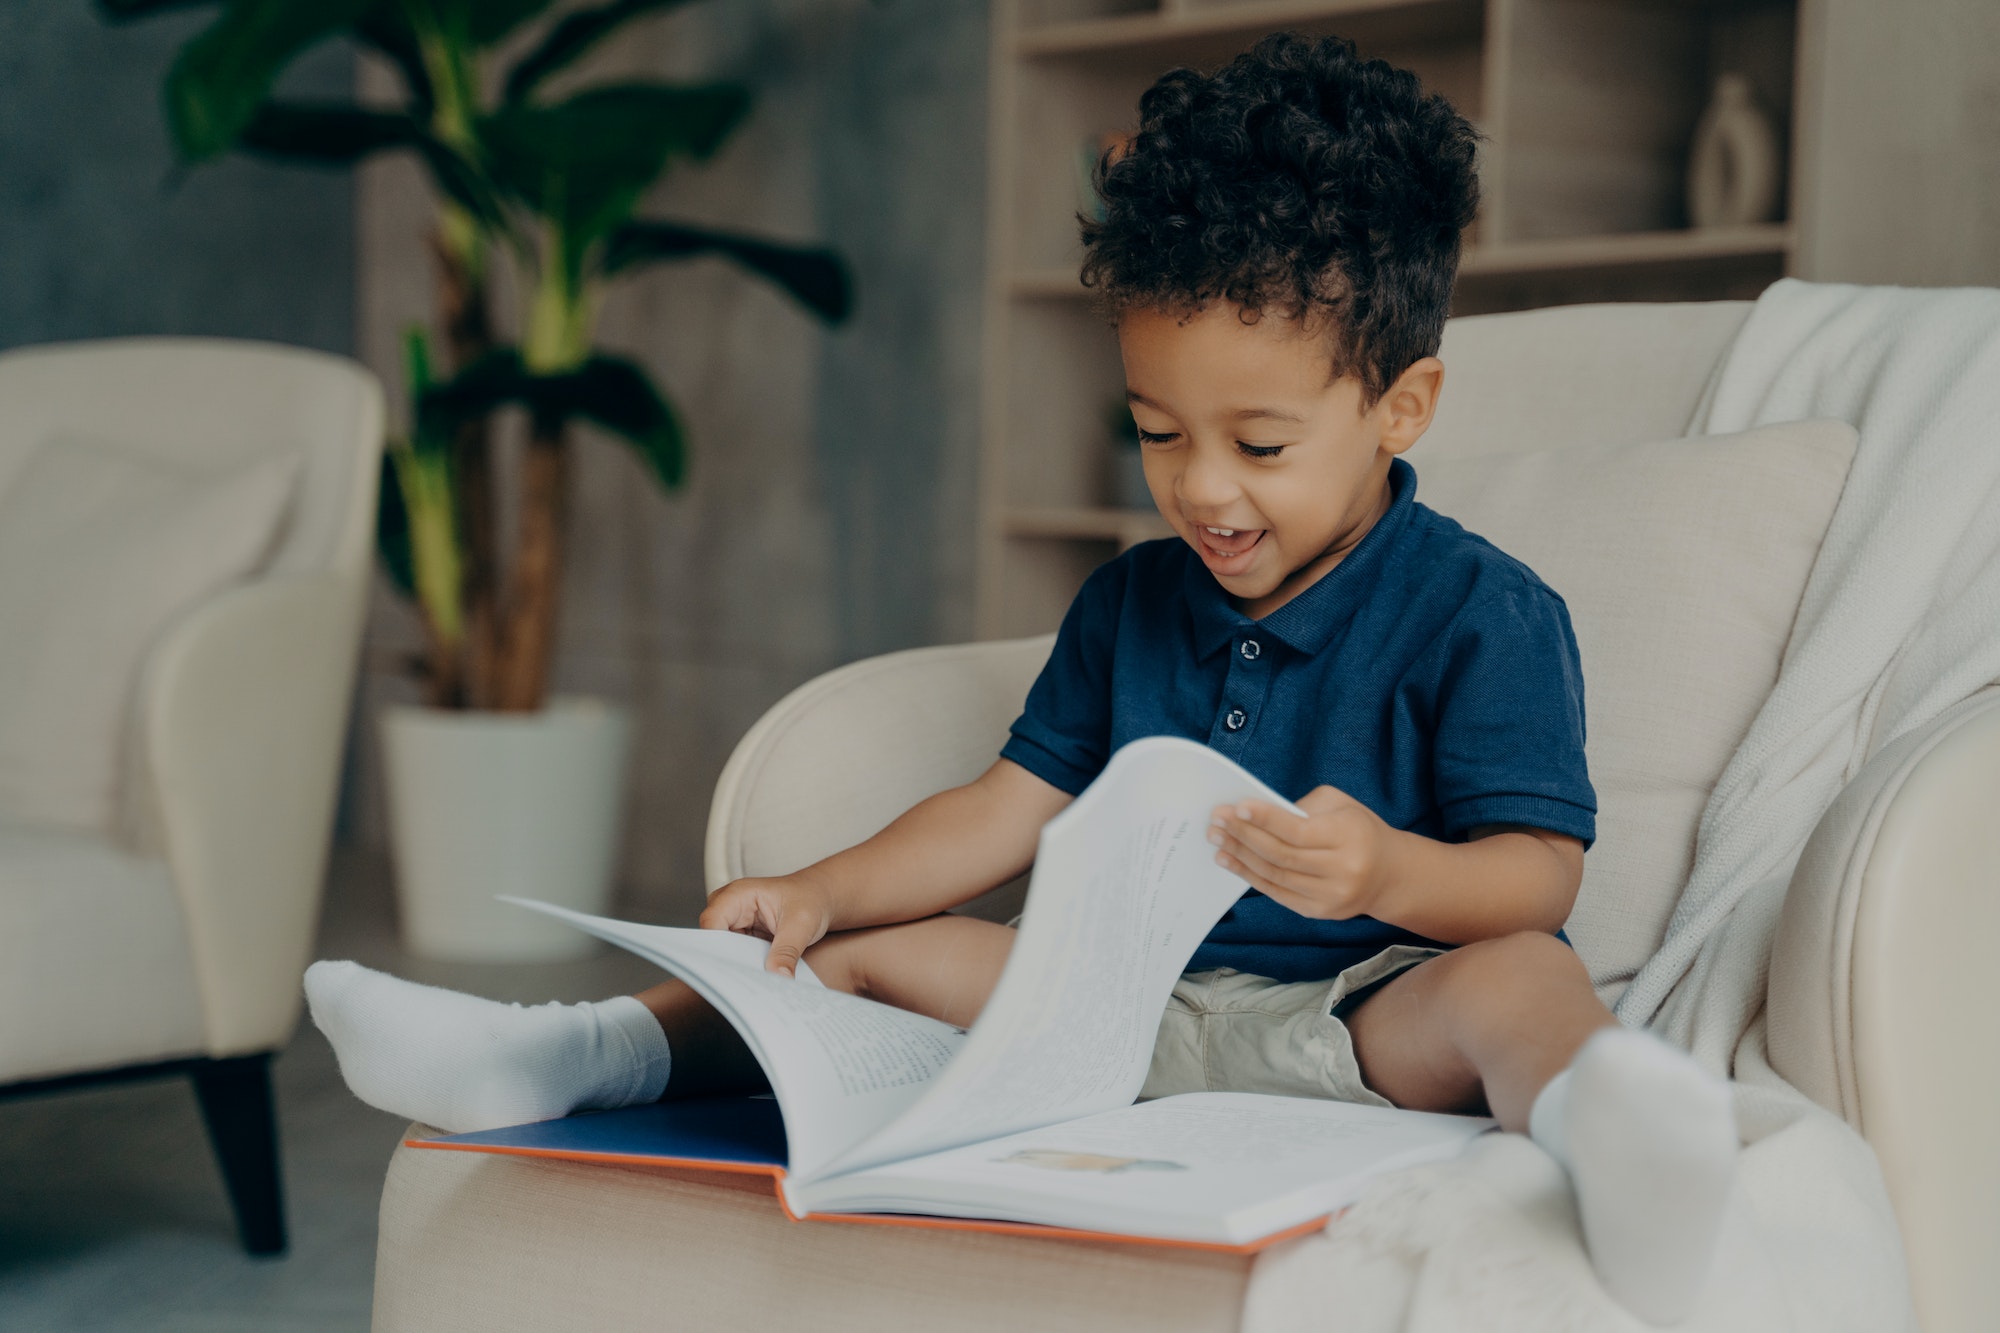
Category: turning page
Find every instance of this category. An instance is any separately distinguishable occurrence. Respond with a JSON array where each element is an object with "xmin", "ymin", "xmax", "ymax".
[
  {"xmin": 505, "ymin": 901, "xmax": 965, "ymax": 1181},
  {"xmin": 801, "ymin": 737, "xmax": 1299, "ymax": 1187}
]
